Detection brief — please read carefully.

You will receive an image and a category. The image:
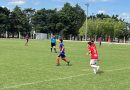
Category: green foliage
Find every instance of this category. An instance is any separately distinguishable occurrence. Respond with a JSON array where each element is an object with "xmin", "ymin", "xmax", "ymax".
[
  {"xmin": 9, "ymin": 6, "xmax": 31, "ymax": 37},
  {"xmin": 0, "ymin": 7, "xmax": 10, "ymax": 37},
  {"xmin": 0, "ymin": 3, "xmax": 83, "ymax": 38},
  {"xmin": 31, "ymin": 3, "xmax": 86, "ymax": 39},
  {"xmin": 0, "ymin": 5, "xmax": 129, "ymax": 40},
  {"xmin": 79, "ymin": 13, "xmax": 129, "ymax": 41},
  {"xmin": 60, "ymin": 3, "xmax": 86, "ymax": 38}
]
